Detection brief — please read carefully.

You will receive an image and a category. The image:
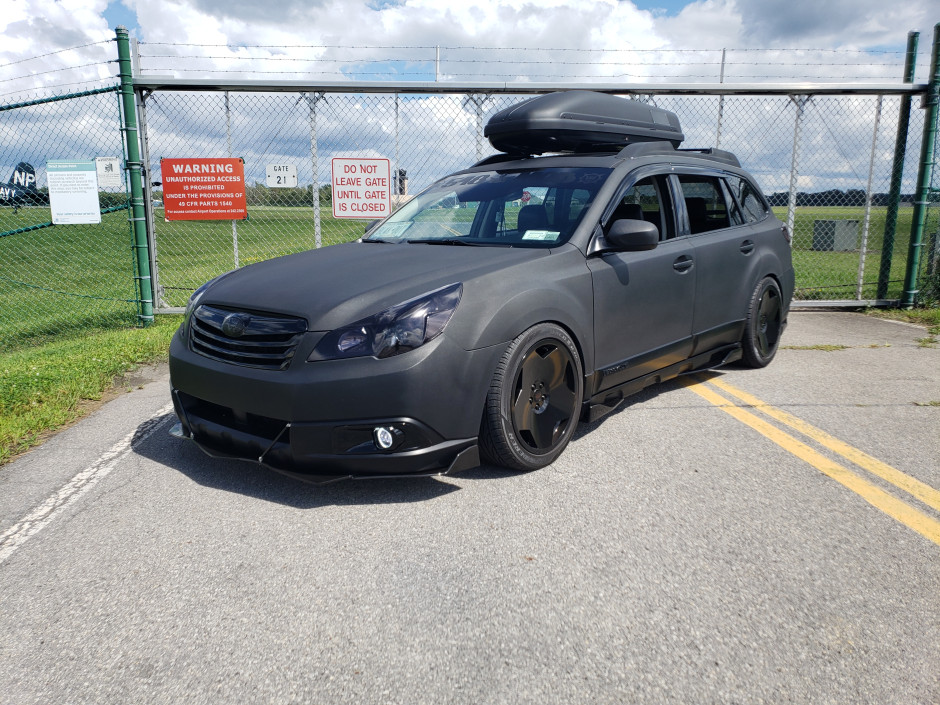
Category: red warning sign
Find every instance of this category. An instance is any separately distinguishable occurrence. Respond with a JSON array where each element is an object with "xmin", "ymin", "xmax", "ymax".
[{"xmin": 160, "ymin": 157, "xmax": 247, "ymax": 220}]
